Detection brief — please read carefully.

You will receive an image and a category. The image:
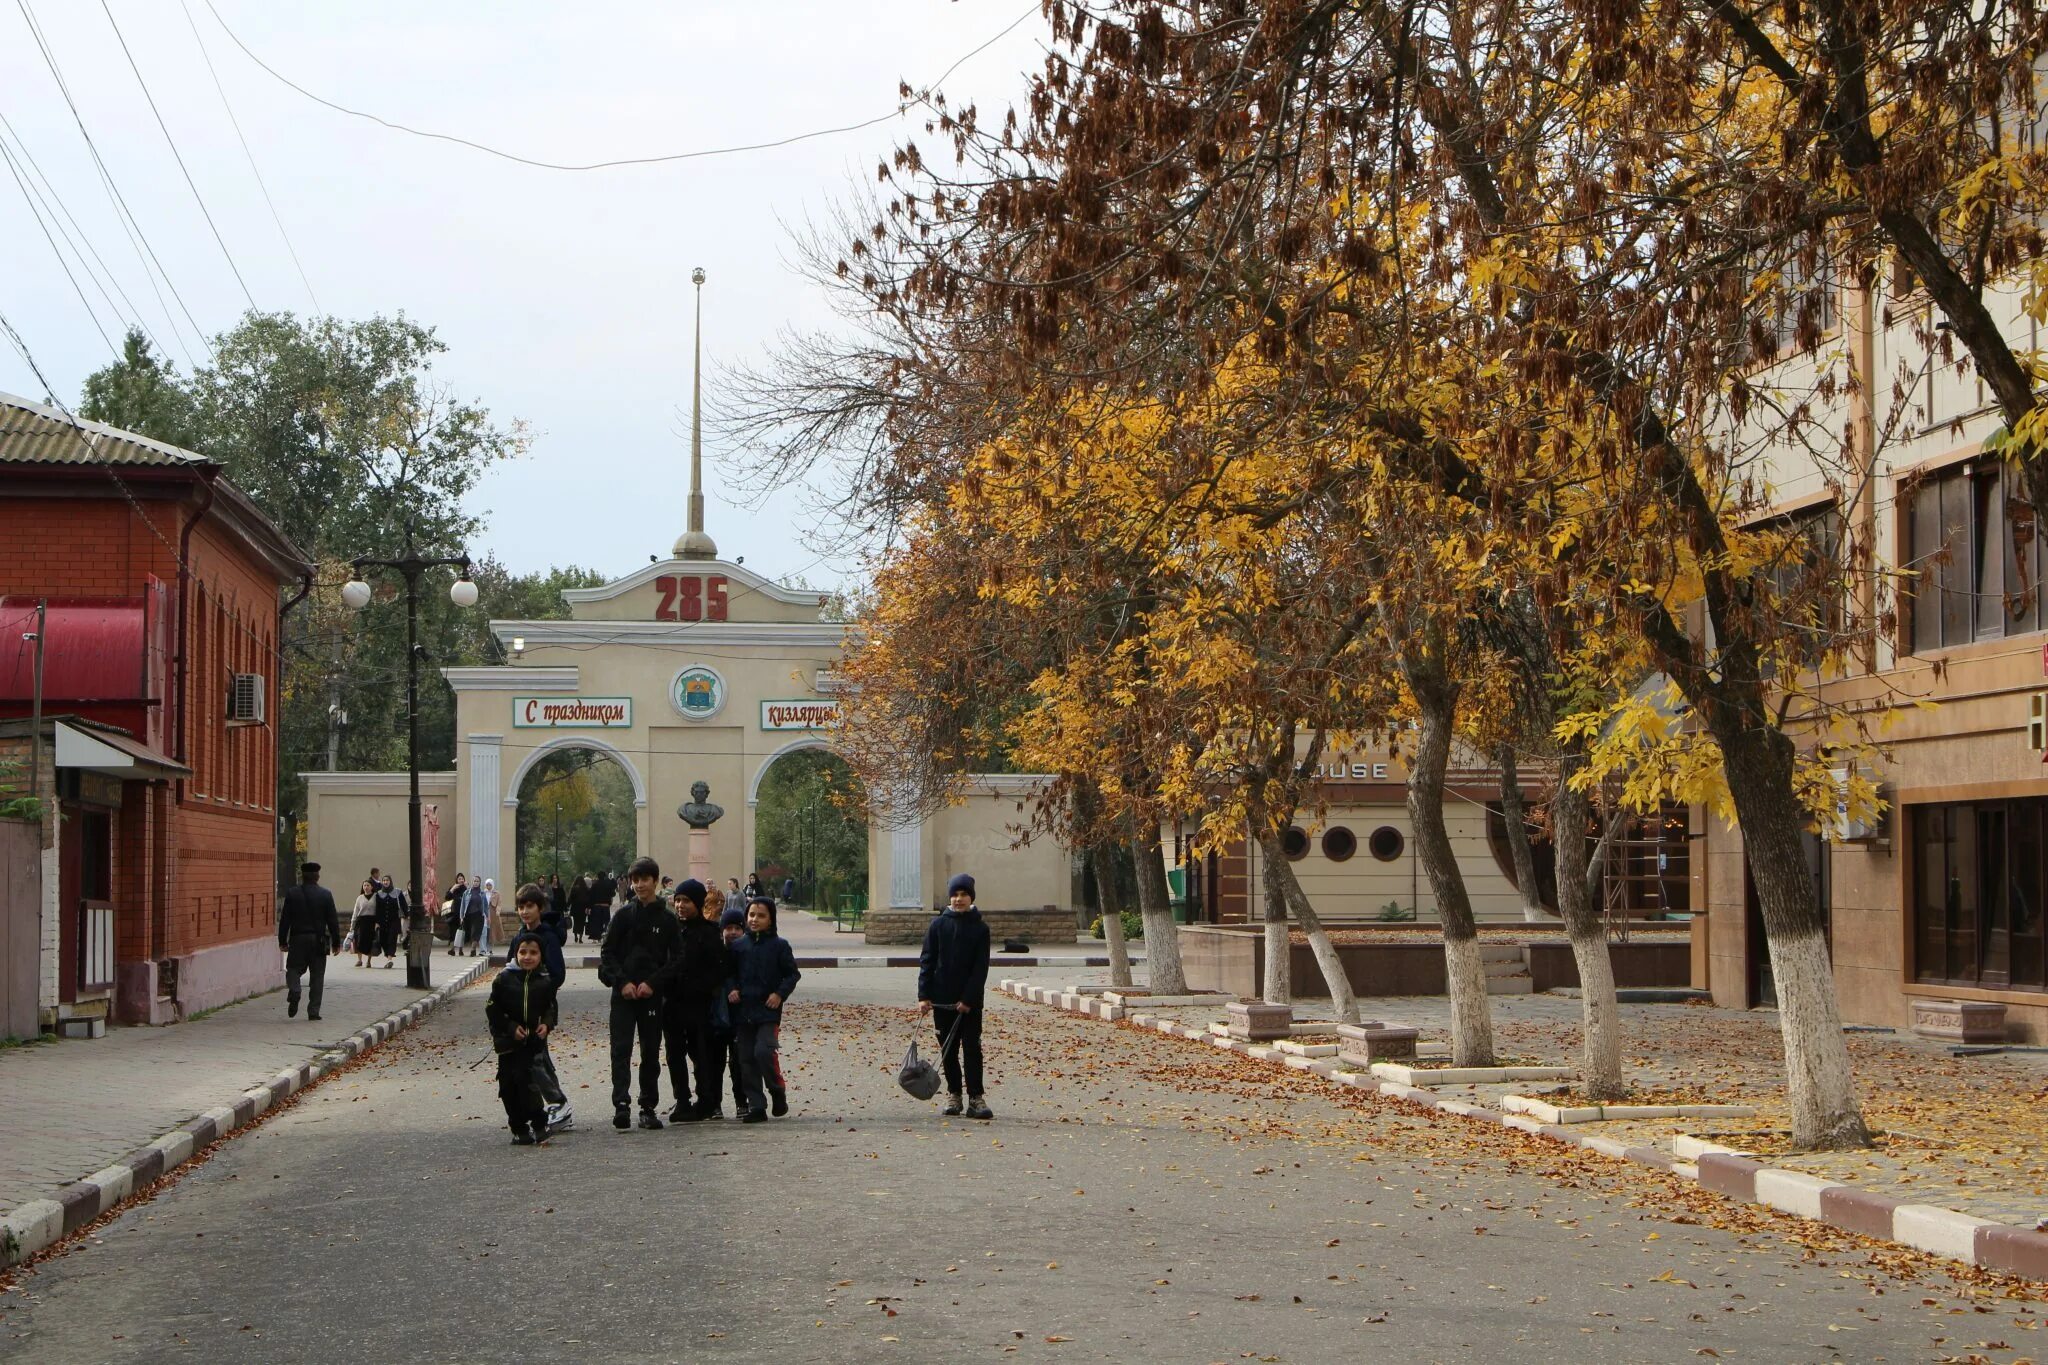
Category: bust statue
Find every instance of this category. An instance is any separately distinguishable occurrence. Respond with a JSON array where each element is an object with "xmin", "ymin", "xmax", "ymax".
[{"xmin": 678, "ymin": 780, "xmax": 724, "ymax": 830}]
